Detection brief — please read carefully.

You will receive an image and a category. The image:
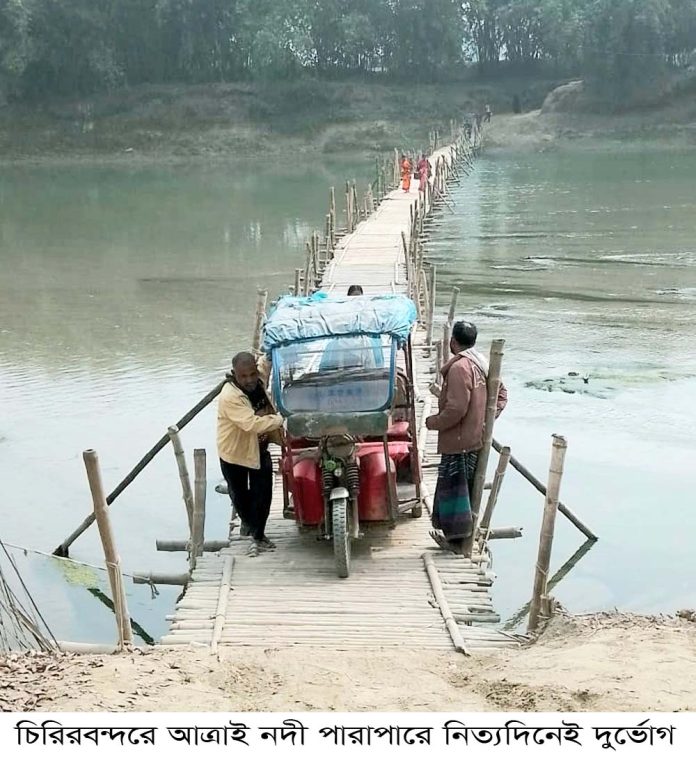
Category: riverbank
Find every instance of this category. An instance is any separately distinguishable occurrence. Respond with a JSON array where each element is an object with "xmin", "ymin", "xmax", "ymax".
[
  {"xmin": 3, "ymin": 612, "xmax": 695, "ymax": 712},
  {"xmin": 486, "ymin": 112, "xmax": 696, "ymax": 153},
  {"xmin": 2, "ymin": 77, "xmax": 695, "ymax": 164},
  {"xmin": 486, "ymin": 81, "xmax": 696, "ymax": 151},
  {"xmin": 0, "ymin": 79, "xmax": 514, "ymax": 162}
]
